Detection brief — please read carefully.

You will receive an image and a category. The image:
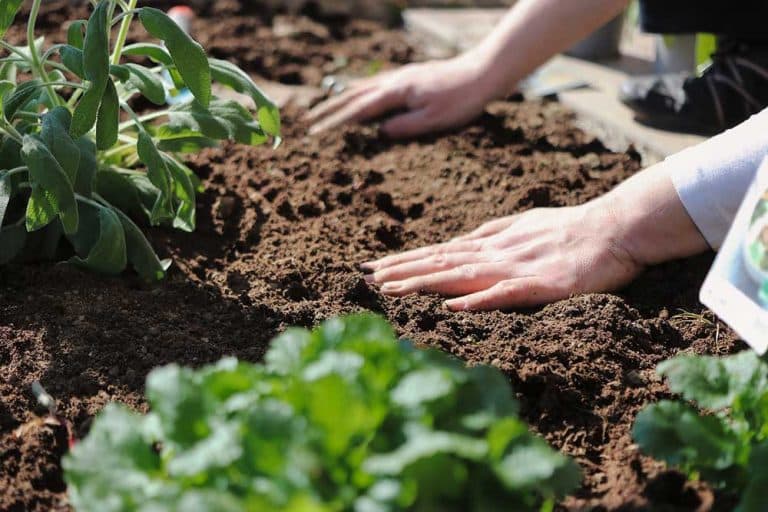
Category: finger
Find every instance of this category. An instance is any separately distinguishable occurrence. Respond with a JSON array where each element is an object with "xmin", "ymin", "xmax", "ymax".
[
  {"xmin": 379, "ymin": 262, "xmax": 510, "ymax": 297},
  {"xmin": 361, "ymin": 240, "xmax": 482, "ymax": 272},
  {"xmin": 304, "ymin": 84, "xmax": 375, "ymax": 123},
  {"xmin": 366, "ymin": 251, "xmax": 485, "ymax": 284},
  {"xmin": 309, "ymin": 87, "xmax": 406, "ymax": 135},
  {"xmin": 381, "ymin": 108, "xmax": 435, "ymax": 139},
  {"xmin": 445, "ymin": 277, "xmax": 558, "ymax": 311},
  {"xmin": 452, "ymin": 217, "xmax": 519, "ymax": 242}
]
